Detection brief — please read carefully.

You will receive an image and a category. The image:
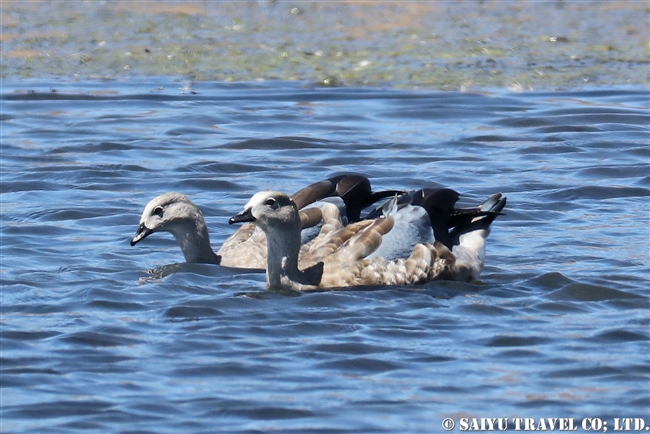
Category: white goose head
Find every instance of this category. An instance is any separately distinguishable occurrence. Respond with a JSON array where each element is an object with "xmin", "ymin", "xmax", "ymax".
[
  {"xmin": 229, "ymin": 191, "xmax": 301, "ymax": 233},
  {"xmin": 131, "ymin": 192, "xmax": 220, "ymax": 264}
]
